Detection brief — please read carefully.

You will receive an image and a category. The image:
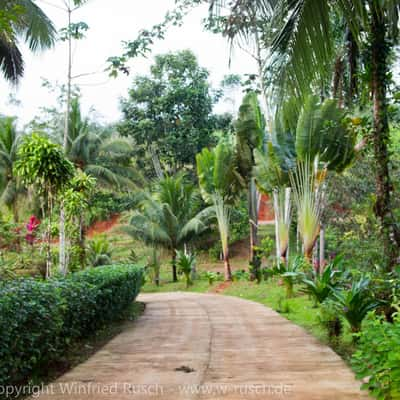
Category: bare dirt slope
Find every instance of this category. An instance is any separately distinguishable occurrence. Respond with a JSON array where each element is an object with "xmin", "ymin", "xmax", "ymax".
[{"xmin": 34, "ymin": 292, "xmax": 369, "ymax": 400}]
